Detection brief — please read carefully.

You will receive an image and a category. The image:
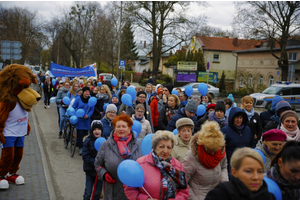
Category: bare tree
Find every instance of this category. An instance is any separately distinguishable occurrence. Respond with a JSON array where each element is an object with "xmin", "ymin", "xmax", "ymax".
[{"xmin": 233, "ymin": 1, "xmax": 300, "ymax": 81}]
